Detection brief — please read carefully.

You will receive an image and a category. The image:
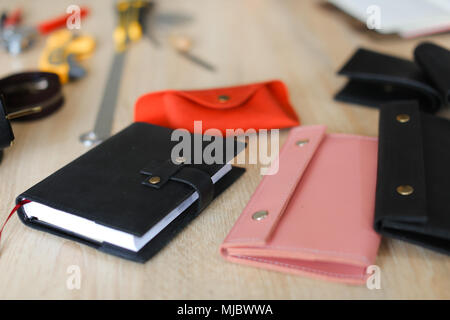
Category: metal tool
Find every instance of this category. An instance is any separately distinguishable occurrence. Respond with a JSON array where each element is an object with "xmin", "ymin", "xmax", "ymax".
[
  {"xmin": 3, "ymin": 8, "xmax": 22, "ymax": 29},
  {"xmin": 79, "ymin": 52, "xmax": 126, "ymax": 147},
  {"xmin": 39, "ymin": 29, "xmax": 96, "ymax": 84},
  {"xmin": 1, "ymin": 7, "xmax": 89, "ymax": 55},
  {"xmin": 80, "ymin": 0, "xmax": 150, "ymax": 147},
  {"xmin": 138, "ymin": 0, "xmax": 159, "ymax": 46},
  {"xmin": 169, "ymin": 34, "xmax": 216, "ymax": 72},
  {"xmin": 0, "ymin": 11, "xmax": 8, "ymax": 30}
]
